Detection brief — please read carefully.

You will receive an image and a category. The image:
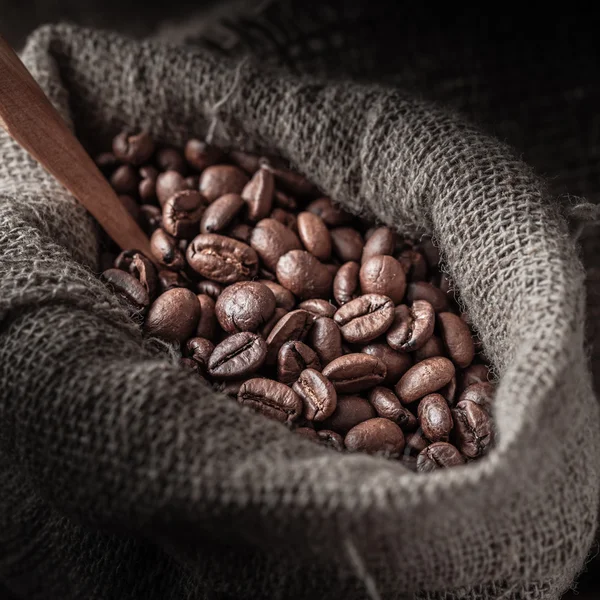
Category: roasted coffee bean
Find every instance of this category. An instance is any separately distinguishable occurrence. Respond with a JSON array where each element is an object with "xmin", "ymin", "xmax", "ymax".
[
  {"xmin": 417, "ymin": 442, "xmax": 465, "ymax": 472},
  {"xmin": 130, "ymin": 252, "xmax": 158, "ymax": 299},
  {"xmin": 419, "ymin": 238, "xmax": 440, "ymax": 269},
  {"xmin": 95, "ymin": 151, "xmax": 118, "ymax": 173},
  {"xmin": 110, "ymin": 164, "xmax": 139, "ymax": 194},
  {"xmin": 195, "ymin": 281, "xmax": 222, "ymax": 300},
  {"xmin": 276, "ymin": 250, "xmax": 333, "ymax": 300},
  {"xmin": 321, "ymin": 395, "xmax": 376, "ymax": 433},
  {"xmin": 196, "ymin": 293, "xmax": 217, "ymax": 340},
  {"xmin": 306, "ymin": 198, "xmax": 352, "ymax": 226},
  {"xmin": 293, "ymin": 368, "xmax": 337, "ymax": 421},
  {"xmin": 199, "ymin": 165, "xmax": 249, "ymax": 203},
  {"xmin": 307, "ymin": 316, "xmax": 342, "ymax": 366},
  {"xmin": 295, "ymin": 427, "xmax": 319, "ymax": 441},
  {"xmin": 209, "ymin": 332, "xmax": 267, "ymax": 379},
  {"xmin": 186, "ymin": 175, "xmax": 200, "ymax": 189},
  {"xmin": 405, "ymin": 430, "xmax": 430, "ymax": 456},
  {"xmin": 397, "ymin": 249, "xmax": 428, "ymax": 281},
  {"xmin": 437, "ymin": 312, "xmax": 475, "ymax": 368},
  {"xmin": 186, "ymin": 337, "xmax": 214, "ymax": 371},
  {"xmin": 333, "ymin": 261, "xmax": 360, "ymax": 306},
  {"xmin": 395, "ymin": 357, "xmax": 455, "ymax": 404},
  {"xmin": 101, "ymin": 268, "xmax": 150, "ymax": 312},
  {"xmin": 114, "ymin": 249, "xmax": 138, "ymax": 271},
  {"xmin": 334, "ymin": 294, "xmax": 395, "ymax": 344},
  {"xmin": 238, "ymin": 378, "xmax": 302, "ymax": 423},
  {"xmin": 259, "ymin": 307, "xmax": 287, "ymax": 338},
  {"xmin": 406, "ymin": 281, "xmax": 449, "ymax": 312},
  {"xmin": 345, "ymin": 418, "xmax": 405, "ymax": 456},
  {"xmin": 297, "ymin": 211, "xmax": 332, "ymax": 261},
  {"xmin": 229, "ymin": 149, "xmax": 262, "ymax": 174},
  {"xmin": 273, "ymin": 190, "xmax": 297, "ymax": 210},
  {"xmin": 158, "ymin": 269, "xmax": 189, "ymax": 292},
  {"xmin": 298, "ymin": 299, "xmax": 336, "ymax": 318},
  {"xmin": 359, "ymin": 255, "xmax": 406, "ymax": 304},
  {"xmin": 162, "ymin": 190, "xmax": 206, "ymax": 239},
  {"xmin": 215, "ymin": 281, "xmax": 276, "ymax": 333},
  {"xmin": 139, "ymin": 204, "xmax": 163, "ymax": 234},
  {"xmin": 266, "ymin": 166, "xmax": 319, "ymax": 197},
  {"xmin": 187, "ymin": 234, "xmax": 259, "ymax": 283},
  {"xmin": 156, "ymin": 171, "xmax": 188, "ymax": 206},
  {"xmin": 418, "ymin": 393, "xmax": 453, "ymax": 442},
  {"xmin": 242, "ymin": 166, "xmax": 274, "ymax": 221},
  {"xmin": 219, "ymin": 380, "xmax": 246, "ymax": 397},
  {"xmin": 317, "ymin": 429, "xmax": 344, "ymax": 450},
  {"xmin": 200, "ymin": 193, "xmax": 244, "ymax": 233},
  {"xmin": 440, "ymin": 376, "xmax": 458, "ymax": 405},
  {"xmin": 277, "ymin": 341, "xmax": 321, "ymax": 384},
  {"xmin": 362, "ymin": 226, "xmax": 395, "ymax": 263},
  {"xmin": 438, "ymin": 274, "xmax": 452, "ymax": 296},
  {"xmin": 260, "ymin": 280, "xmax": 296, "ymax": 311},
  {"xmin": 270, "ymin": 208, "xmax": 298, "ymax": 231},
  {"xmin": 459, "ymin": 382, "xmax": 495, "ymax": 413},
  {"xmin": 386, "ymin": 301, "xmax": 435, "ymax": 352},
  {"xmin": 185, "ymin": 139, "xmax": 224, "ymax": 171},
  {"xmin": 266, "ymin": 309, "xmax": 314, "ymax": 364},
  {"xmin": 322, "ymin": 353, "xmax": 386, "ymax": 393},
  {"xmin": 452, "ymin": 400, "xmax": 493, "ymax": 458},
  {"xmin": 369, "ymin": 387, "xmax": 417, "ymax": 430},
  {"xmin": 259, "ymin": 267, "xmax": 277, "ymax": 281},
  {"xmin": 458, "ymin": 364, "xmax": 491, "ymax": 394},
  {"xmin": 330, "ymin": 227, "xmax": 364, "ymax": 263},
  {"xmin": 180, "ymin": 357, "xmax": 201, "ymax": 374},
  {"xmin": 227, "ymin": 223, "xmax": 253, "ymax": 244},
  {"xmin": 144, "ymin": 288, "xmax": 200, "ymax": 343},
  {"xmin": 250, "ymin": 218, "xmax": 302, "ymax": 272},
  {"xmin": 112, "ymin": 130, "xmax": 154, "ymax": 165},
  {"xmin": 361, "ymin": 343, "xmax": 412, "ymax": 387},
  {"xmin": 156, "ymin": 147, "xmax": 186, "ymax": 173},
  {"xmin": 414, "ymin": 335, "xmax": 446, "ymax": 361},
  {"xmin": 150, "ymin": 229, "xmax": 186, "ymax": 271},
  {"xmin": 139, "ymin": 165, "xmax": 158, "ymax": 201}
]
